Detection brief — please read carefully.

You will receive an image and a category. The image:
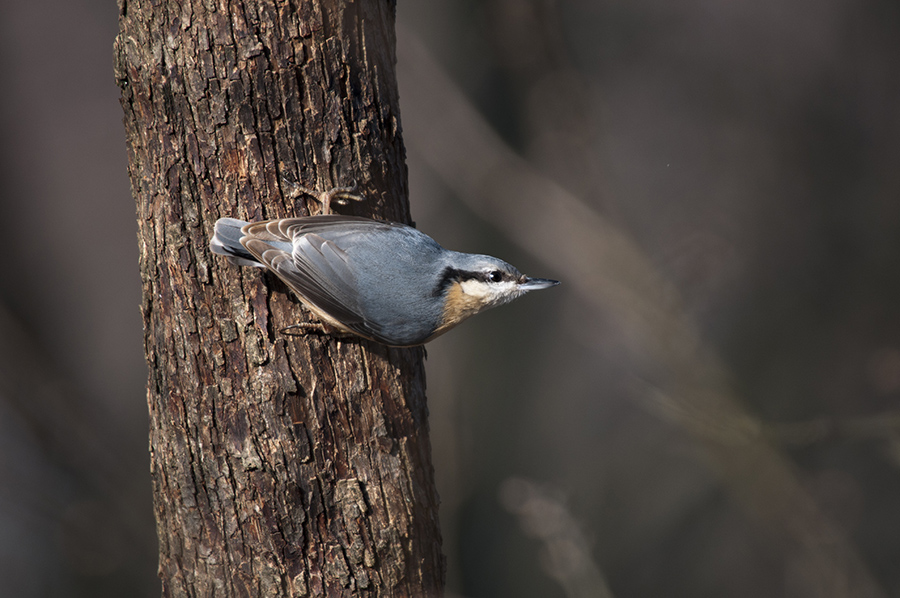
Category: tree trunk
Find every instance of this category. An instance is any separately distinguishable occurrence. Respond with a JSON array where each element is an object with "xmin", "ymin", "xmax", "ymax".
[{"xmin": 114, "ymin": 1, "xmax": 444, "ymax": 596}]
